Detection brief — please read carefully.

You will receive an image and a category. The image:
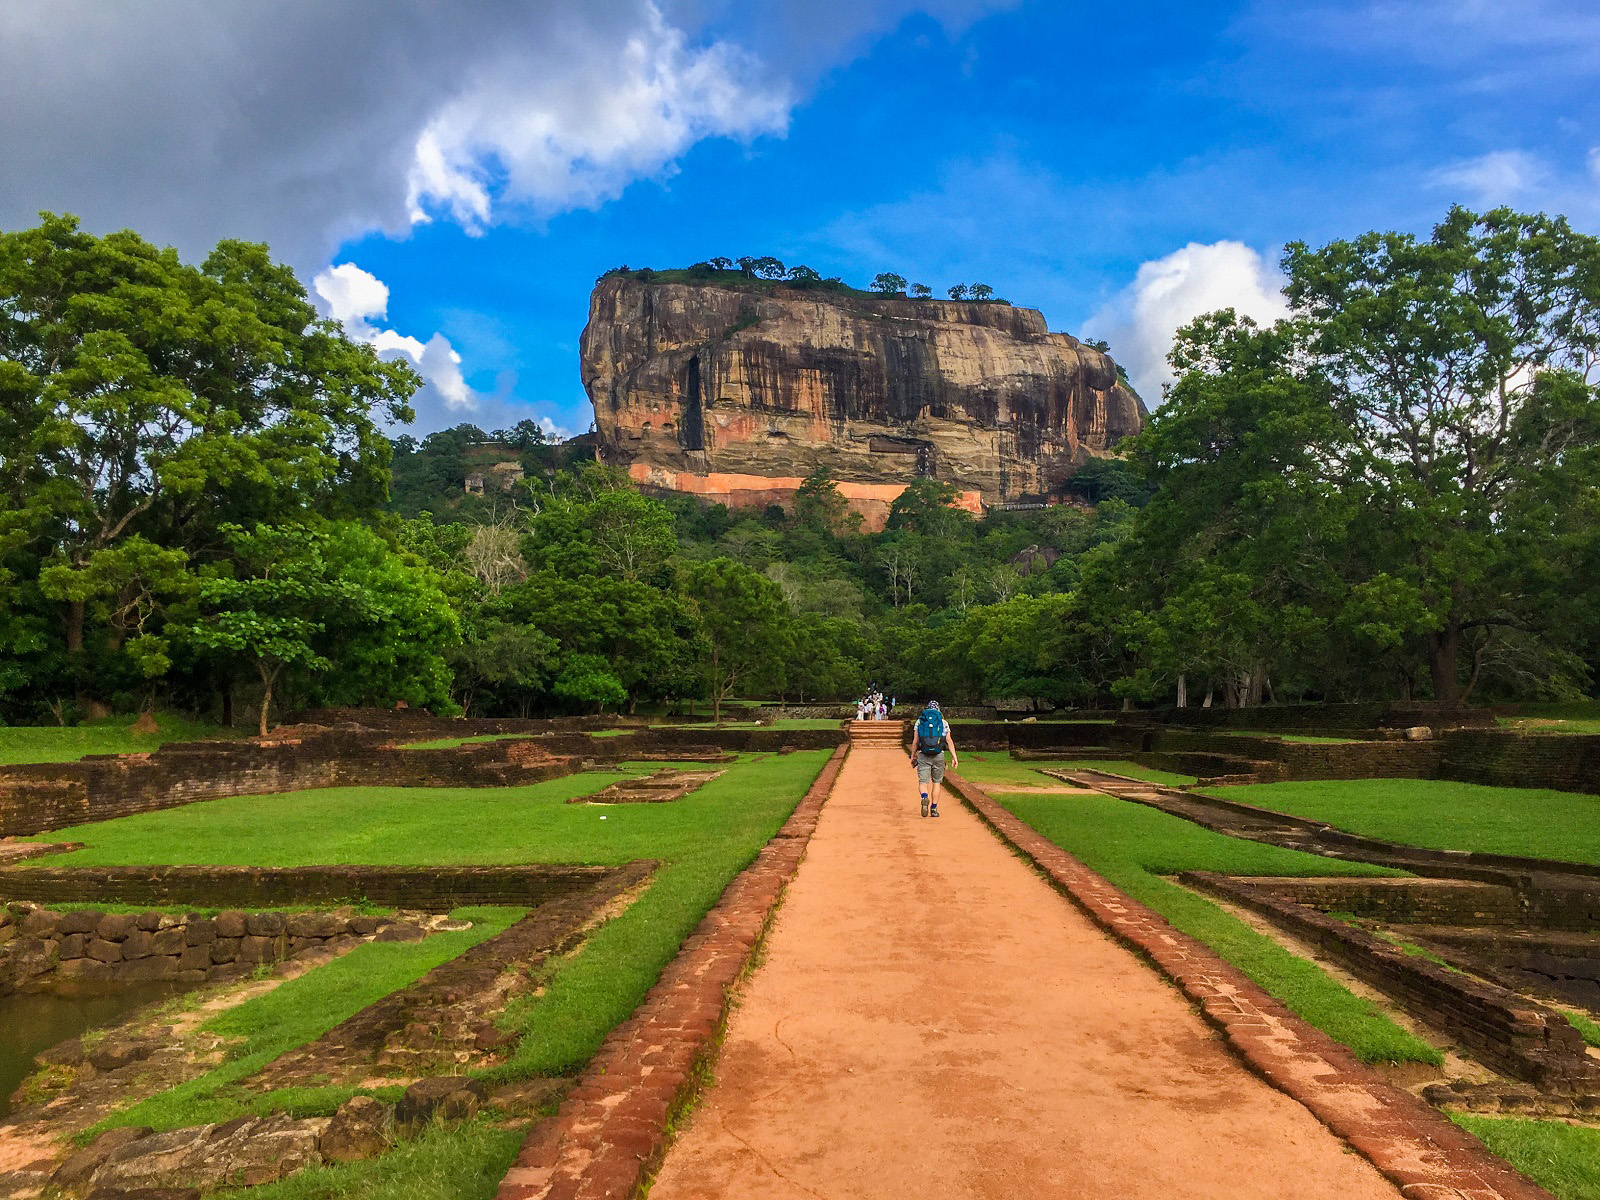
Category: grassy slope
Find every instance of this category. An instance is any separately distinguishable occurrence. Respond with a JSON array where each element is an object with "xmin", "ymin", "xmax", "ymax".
[
  {"xmin": 61, "ymin": 753, "xmax": 829, "ymax": 1153},
  {"xmin": 1203, "ymin": 778, "xmax": 1600, "ymax": 865},
  {"xmin": 959, "ymin": 752, "xmax": 1197, "ymax": 789},
  {"xmin": 985, "ymin": 777, "xmax": 1437, "ymax": 1065},
  {"xmin": 1452, "ymin": 1116, "xmax": 1600, "ymax": 1200},
  {"xmin": 0, "ymin": 715, "xmax": 238, "ymax": 765},
  {"xmin": 107, "ymin": 907, "xmax": 527, "ymax": 1131}
]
